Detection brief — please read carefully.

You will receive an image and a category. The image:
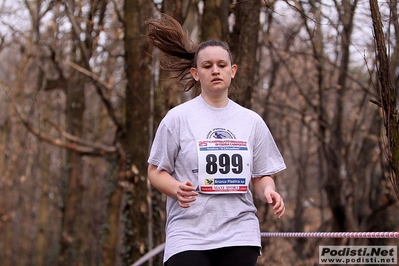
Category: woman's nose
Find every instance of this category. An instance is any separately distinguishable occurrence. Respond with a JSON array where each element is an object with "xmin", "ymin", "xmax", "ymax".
[{"xmin": 212, "ymin": 66, "xmax": 219, "ymax": 74}]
